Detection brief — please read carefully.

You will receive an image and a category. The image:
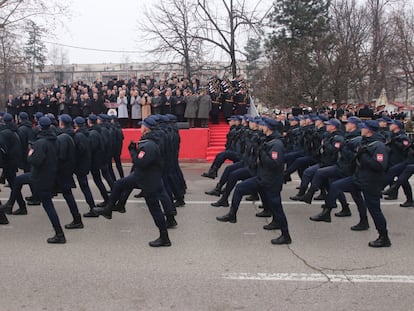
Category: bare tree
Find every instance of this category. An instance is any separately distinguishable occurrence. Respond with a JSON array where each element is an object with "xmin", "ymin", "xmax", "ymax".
[
  {"xmin": 389, "ymin": 4, "xmax": 414, "ymax": 102},
  {"xmin": 0, "ymin": 28, "xmax": 25, "ymax": 104},
  {"xmin": 139, "ymin": 0, "xmax": 201, "ymax": 78},
  {"xmin": 196, "ymin": 0, "xmax": 266, "ymax": 78}
]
